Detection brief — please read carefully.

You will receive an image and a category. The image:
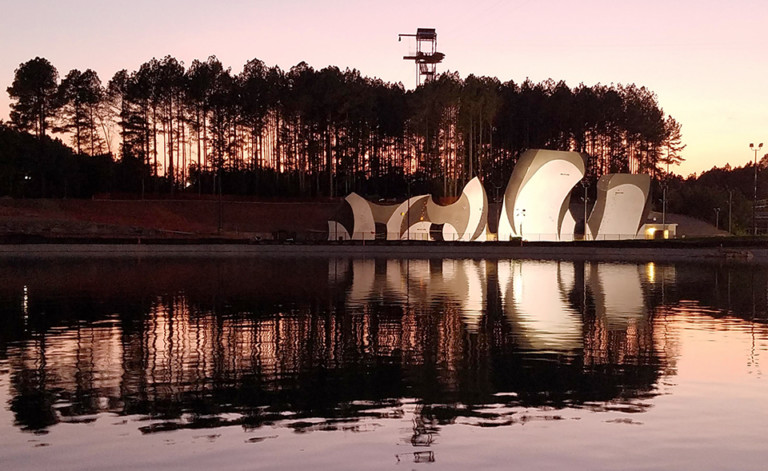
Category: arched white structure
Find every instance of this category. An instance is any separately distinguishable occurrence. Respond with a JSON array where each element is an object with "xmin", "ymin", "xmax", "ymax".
[
  {"xmin": 328, "ymin": 150, "xmax": 655, "ymax": 244},
  {"xmin": 346, "ymin": 193, "xmax": 376, "ymax": 240},
  {"xmin": 327, "ymin": 221, "xmax": 351, "ymax": 240},
  {"xmin": 587, "ymin": 174, "xmax": 651, "ymax": 240},
  {"xmin": 498, "ymin": 149, "xmax": 586, "ymax": 241},
  {"xmin": 387, "ymin": 195, "xmax": 430, "ymax": 240},
  {"xmin": 329, "ymin": 177, "xmax": 489, "ymax": 242},
  {"xmin": 426, "ymin": 177, "xmax": 489, "ymax": 241}
]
